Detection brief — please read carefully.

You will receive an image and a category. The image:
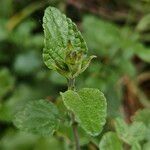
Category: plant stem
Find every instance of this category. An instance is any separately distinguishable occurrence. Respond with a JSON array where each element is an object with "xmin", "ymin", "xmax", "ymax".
[
  {"xmin": 68, "ymin": 78, "xmax": 75, "ymax": 91},
  {"xmin": 72, "ymin": 113, "xmax": 80, "ymax": 150},
  {"xmin": 67, "ymin": 78, "xmax": 80, "ymax": 150}
]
